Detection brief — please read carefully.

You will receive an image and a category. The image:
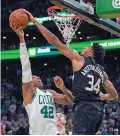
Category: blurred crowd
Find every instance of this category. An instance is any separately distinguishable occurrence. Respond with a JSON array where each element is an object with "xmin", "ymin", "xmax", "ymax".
[{"xmin": 1, "ymin": 60, "xmax": 120, "ymax": 135}]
